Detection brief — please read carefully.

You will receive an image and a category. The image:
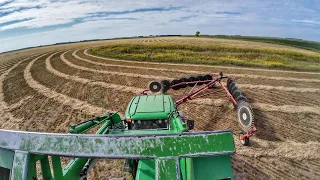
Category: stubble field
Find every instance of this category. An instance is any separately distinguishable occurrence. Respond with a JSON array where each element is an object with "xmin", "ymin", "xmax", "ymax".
[{"xmin": 0, "ymin": 37, "xmax": 320, "ymax": 179}]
